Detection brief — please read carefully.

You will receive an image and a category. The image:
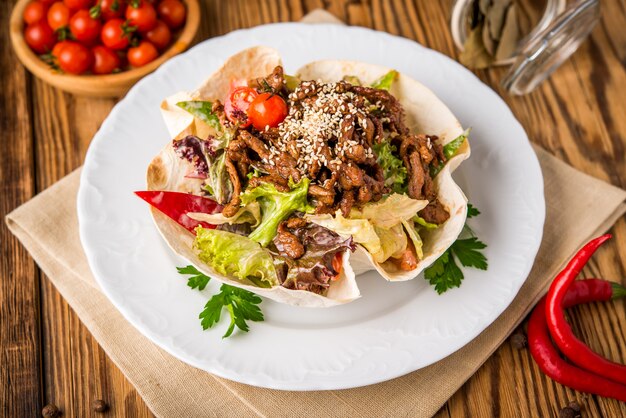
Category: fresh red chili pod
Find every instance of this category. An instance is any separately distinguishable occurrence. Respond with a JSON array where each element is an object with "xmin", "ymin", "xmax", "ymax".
[
  {"xmin": 545, "ymin": 234, "xmax": 626, "ymax": 386},
  {"xmin": 135, "ymin": 190, "xmax": 221, "ymax": 233},
  {"xmin": 528, "ymin": 279, "xmax": 626, "ymax": 402},
  {"xmin": 561, "ymin": 278, "xmax": 626, "ymax": 306}
]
